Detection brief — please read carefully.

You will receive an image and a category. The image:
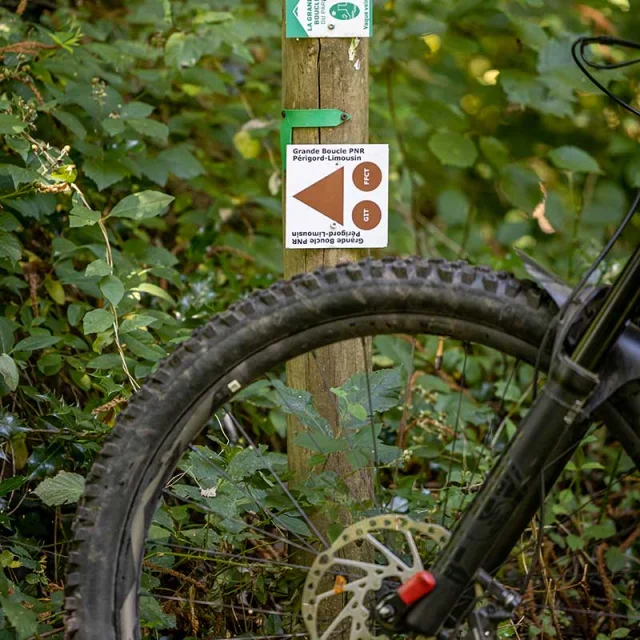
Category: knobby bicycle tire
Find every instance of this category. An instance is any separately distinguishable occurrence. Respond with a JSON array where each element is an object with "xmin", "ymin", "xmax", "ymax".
[{"xmin": 63, "ymin": 257, "xmax": 636, "ymax": 639}]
